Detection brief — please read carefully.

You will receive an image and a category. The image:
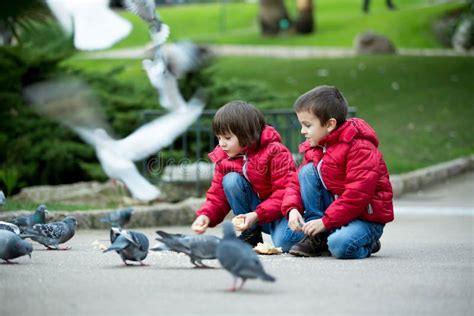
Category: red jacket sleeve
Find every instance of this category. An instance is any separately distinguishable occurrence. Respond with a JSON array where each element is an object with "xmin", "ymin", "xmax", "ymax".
[
  {"xmin": 321, "ymin": 144, "xmax": 379, "ymax": 230},
  {"xmin": 281, "ymin": 158, "xmax": 309, "ymax": 218},
  {"xmin": 195, "ymin": 164, "xmax": 230, "ymax": 227},
  {"xmin": 255, "ymin": 147, "xmax": 296, "ymax": 223}
]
